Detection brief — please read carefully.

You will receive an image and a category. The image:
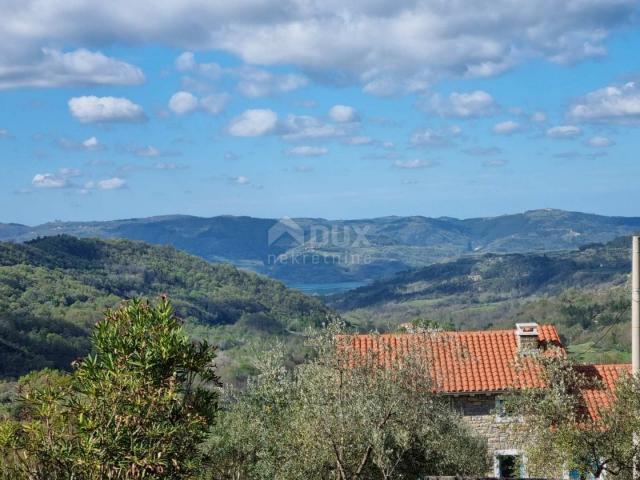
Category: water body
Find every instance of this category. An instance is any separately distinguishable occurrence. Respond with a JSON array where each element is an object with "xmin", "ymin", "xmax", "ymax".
[{"xmin": 286, "ymin": 281, "xmax": 367, "ymax": 296}]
